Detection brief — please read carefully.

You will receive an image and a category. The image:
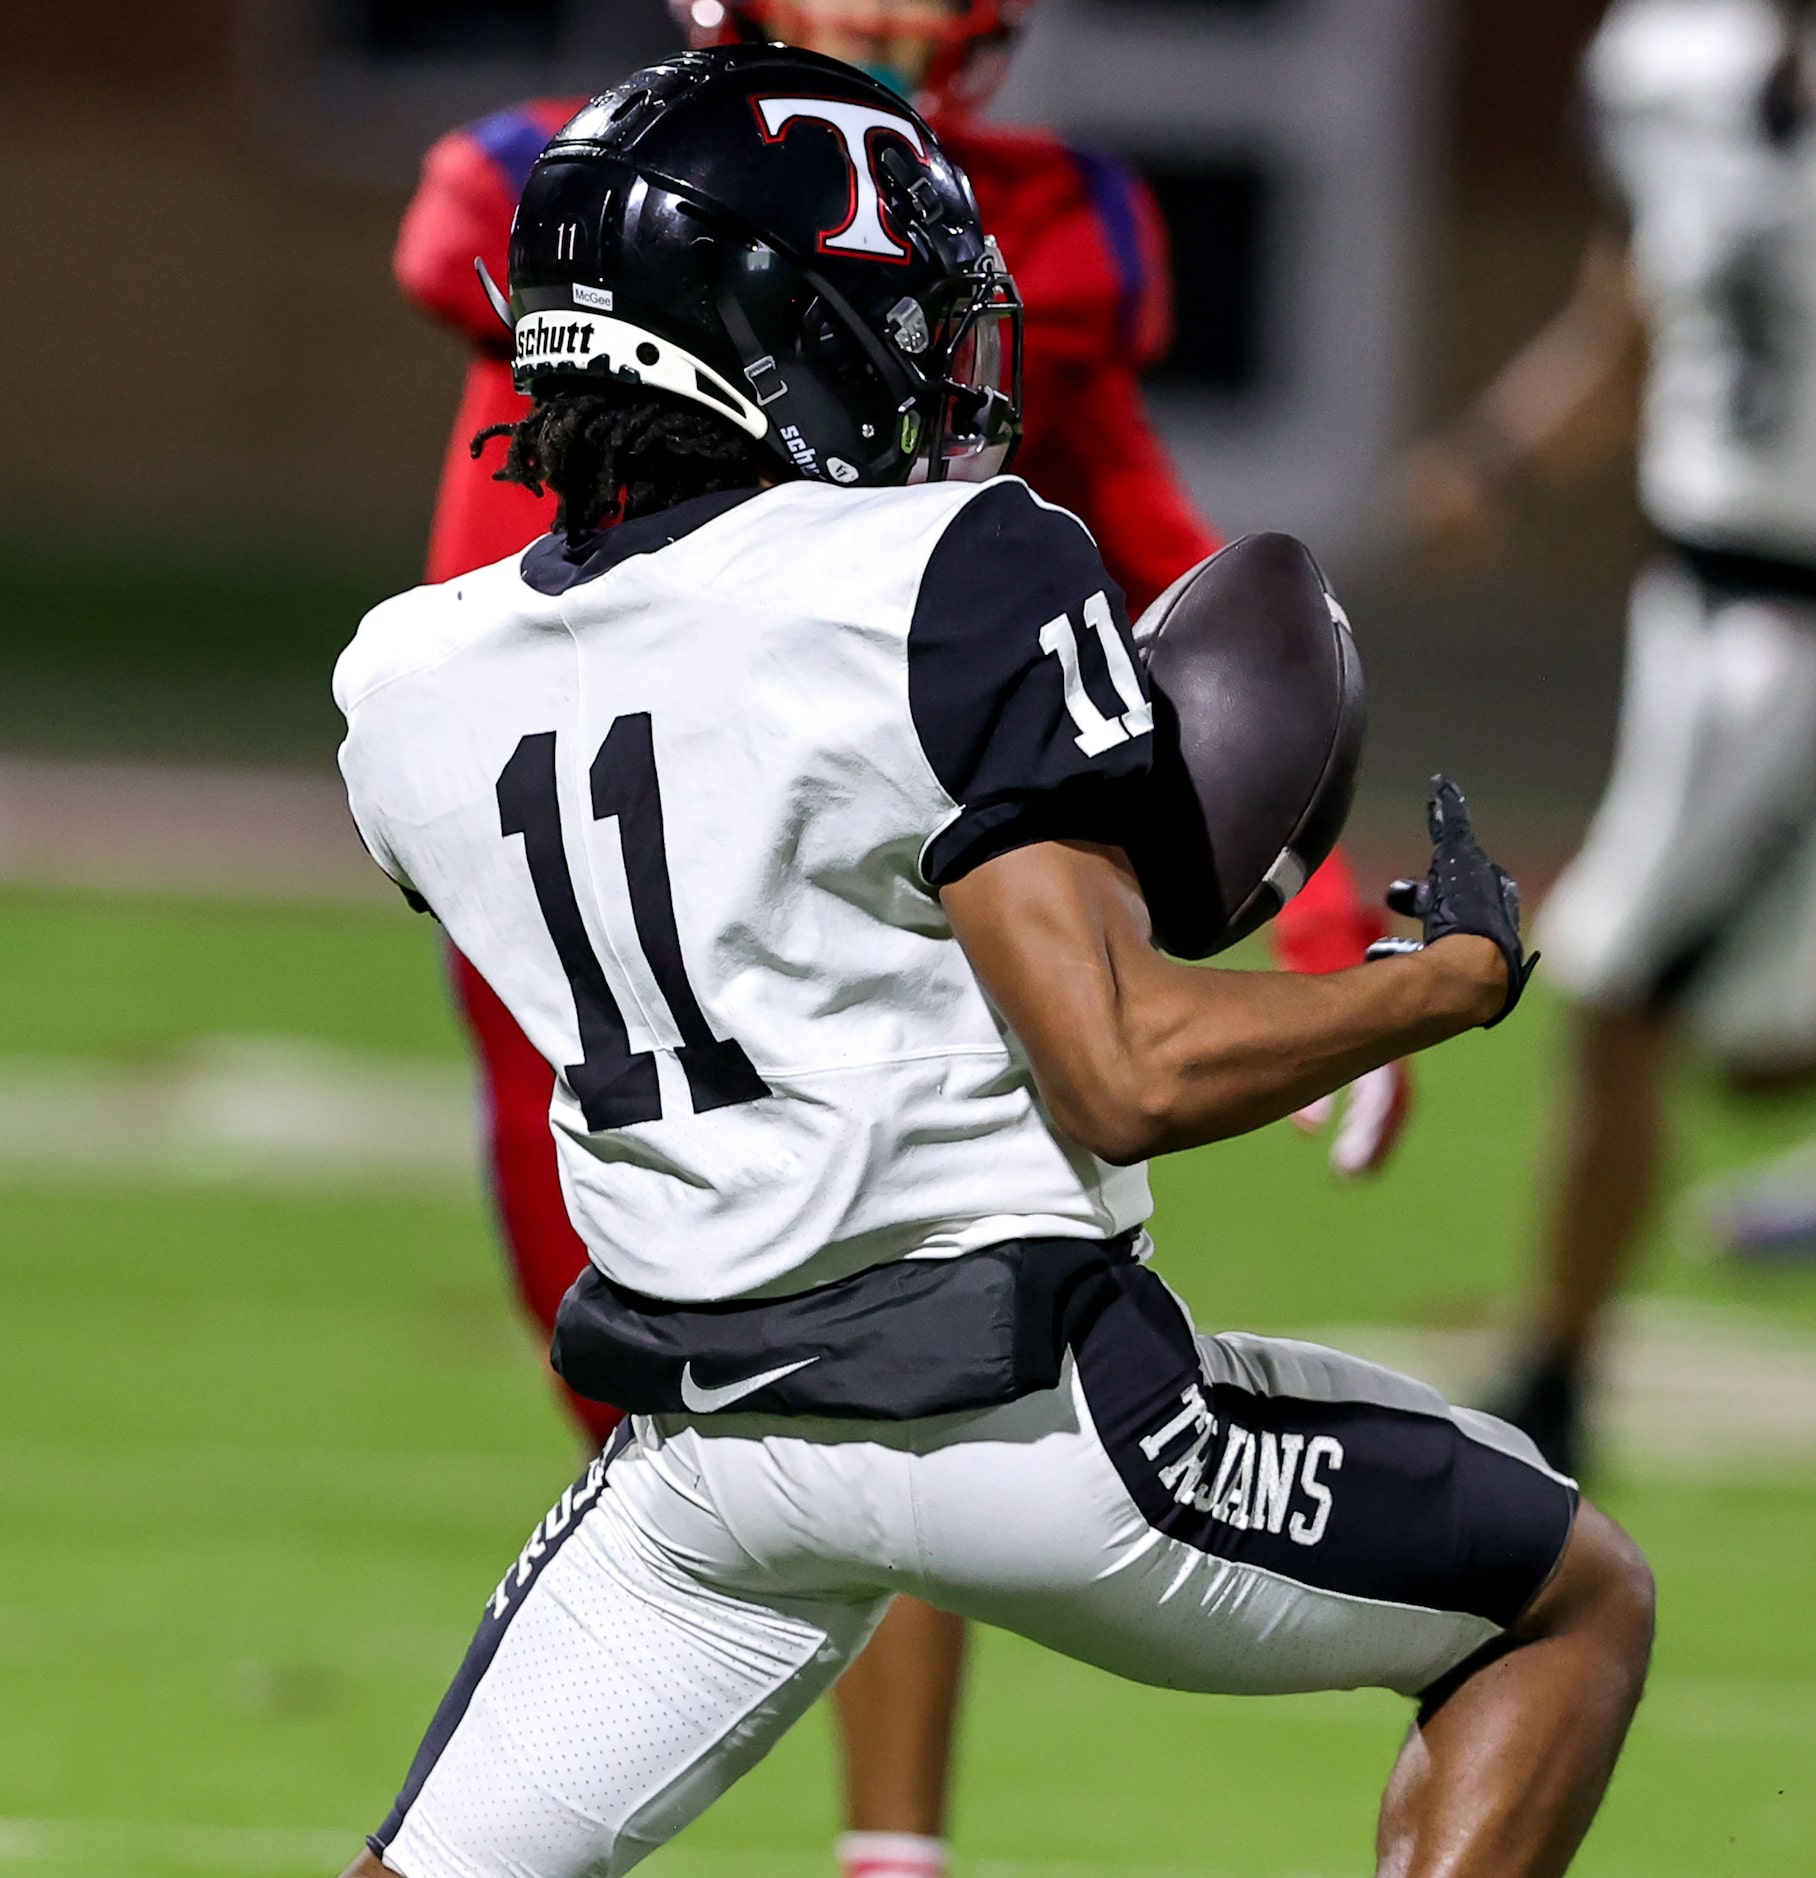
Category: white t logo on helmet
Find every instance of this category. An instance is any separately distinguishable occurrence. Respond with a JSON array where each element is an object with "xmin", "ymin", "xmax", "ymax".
[{"xmin": 755, "ymin": 96, "xmax": 928, "ymax": 260}]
